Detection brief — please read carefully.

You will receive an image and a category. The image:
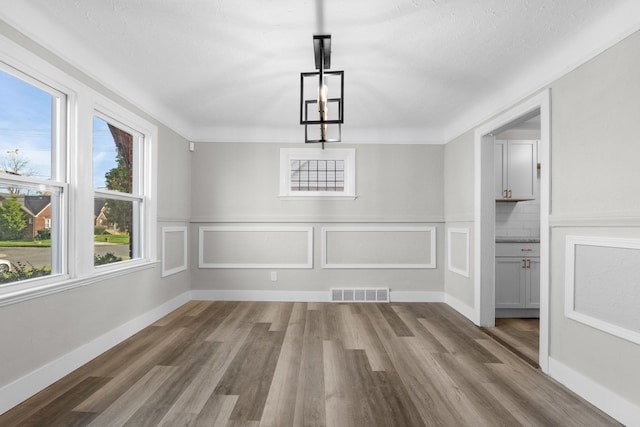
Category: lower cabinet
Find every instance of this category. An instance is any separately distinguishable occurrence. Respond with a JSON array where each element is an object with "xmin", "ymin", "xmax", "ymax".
[
  {"xmin": 495, "ymin": 243, "xmax": 540, "ymax": 311},
  {"xmin": 526, "ymin": 258, "xmax": 540, "ymax": 308}
]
